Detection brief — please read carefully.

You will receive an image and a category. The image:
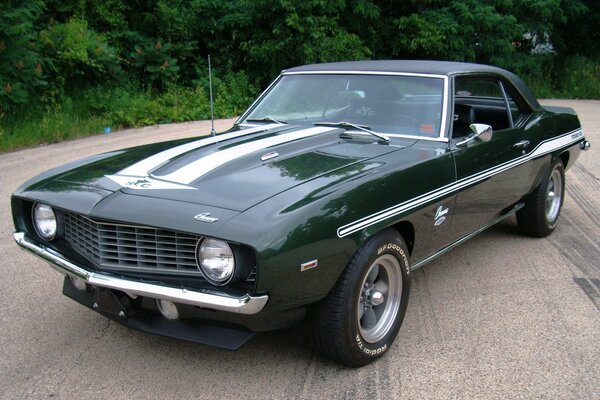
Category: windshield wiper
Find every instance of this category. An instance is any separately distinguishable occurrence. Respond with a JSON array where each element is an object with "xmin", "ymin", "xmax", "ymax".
[
  {"xmin": 244, "ymin": 117, "xmax": 286, "ymax": 124},
  {"xmin": 314, "ymin": 121, "xmax": 390, "ymax": 143}
]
